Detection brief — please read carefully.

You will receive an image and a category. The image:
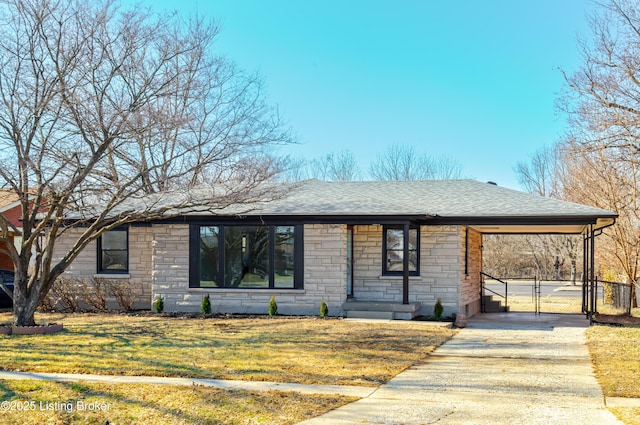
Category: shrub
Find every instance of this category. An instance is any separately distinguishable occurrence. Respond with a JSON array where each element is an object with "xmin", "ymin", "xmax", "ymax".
[
  {"xmin": 268, "ymin": 295, "xmax": 278, "ymax": 316},
  {"xmin": 320, "ymin": 300, "xmax": 329, "ymax": 317},
  {"xmin": 81, "ymin": 277, "xmax": 109, "ymax": 311},
  {"xmin": 108, "ymin": 281, "xmax": 135, "ymax": 311},
  {"xmin": 153, "ymin": 295, "xmax": 164, "ymax": 313},
  {"xmin": 50, "ymin": 277, "xmax": 81, "ymax": 312},
  {"xmin": 38, "ymin": 291, "xmax": 58, "ymax": 312},
  {"xmin": 201, "ymin": 294, "xmax": 211, "ymax": 314},
  {"xmin": 433, "ymin": 298, "xmax": 444, "ymax": 321}
]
